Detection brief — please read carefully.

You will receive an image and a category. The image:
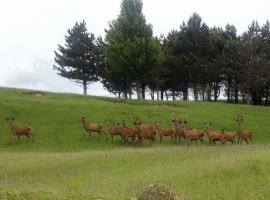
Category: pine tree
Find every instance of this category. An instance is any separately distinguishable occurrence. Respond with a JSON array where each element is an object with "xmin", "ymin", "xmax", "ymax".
[
  {"xmin": 104, "ymin": 0, "xmax": 163, "ymax": 99},
  {"xmin": 53, "ymin": 20, "xmax": 101, "ymax": 95}
]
